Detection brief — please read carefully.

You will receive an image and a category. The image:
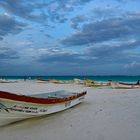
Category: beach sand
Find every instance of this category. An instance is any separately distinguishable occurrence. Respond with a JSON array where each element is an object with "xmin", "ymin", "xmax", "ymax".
[{"xmin": 0, "ymin": 81, "xmax": 140, "ymax": 140}]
